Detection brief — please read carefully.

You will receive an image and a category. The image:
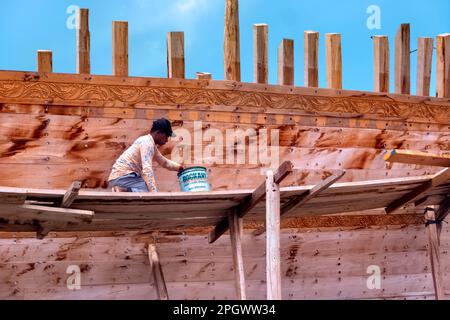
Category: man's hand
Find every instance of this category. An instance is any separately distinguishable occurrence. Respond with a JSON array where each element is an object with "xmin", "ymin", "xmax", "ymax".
[{"xmin": 178, "ymin": 165, "xmax": 185, "ymax": 173}]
